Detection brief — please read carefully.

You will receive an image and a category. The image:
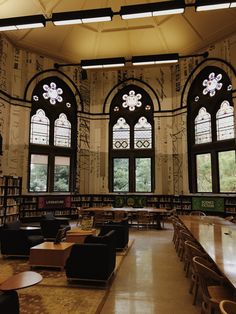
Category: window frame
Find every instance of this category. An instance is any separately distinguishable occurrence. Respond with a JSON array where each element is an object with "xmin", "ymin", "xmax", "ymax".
[
  {"xmin": 109, "ymin": 85, "xmax": 155, "ymax": 193},
  {"xmin": 187, "ymin": 66, "xmax": 235, "ymax": 193},
  {"xmin": 28, "ymin": 76, "xmax": 77, "ymax": 193}
]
